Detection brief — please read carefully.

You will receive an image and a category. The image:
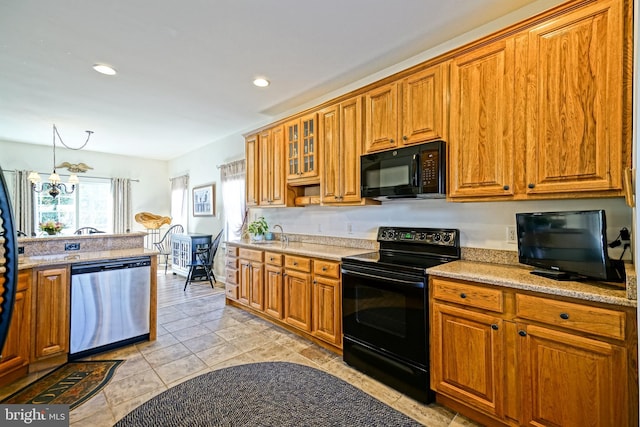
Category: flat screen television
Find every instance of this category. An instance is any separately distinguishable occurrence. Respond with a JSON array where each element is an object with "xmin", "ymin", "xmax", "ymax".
[{"xmin": 516, "ymin": 210, "xmax": 625, "ymax": 282}]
